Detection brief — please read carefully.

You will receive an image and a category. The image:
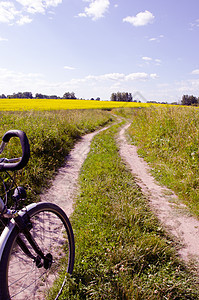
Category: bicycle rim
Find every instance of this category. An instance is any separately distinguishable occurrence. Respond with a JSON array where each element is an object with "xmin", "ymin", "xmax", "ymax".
[{"xmin": 4, "ymin": 203, "xmax": 75, "ymax": 299}]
